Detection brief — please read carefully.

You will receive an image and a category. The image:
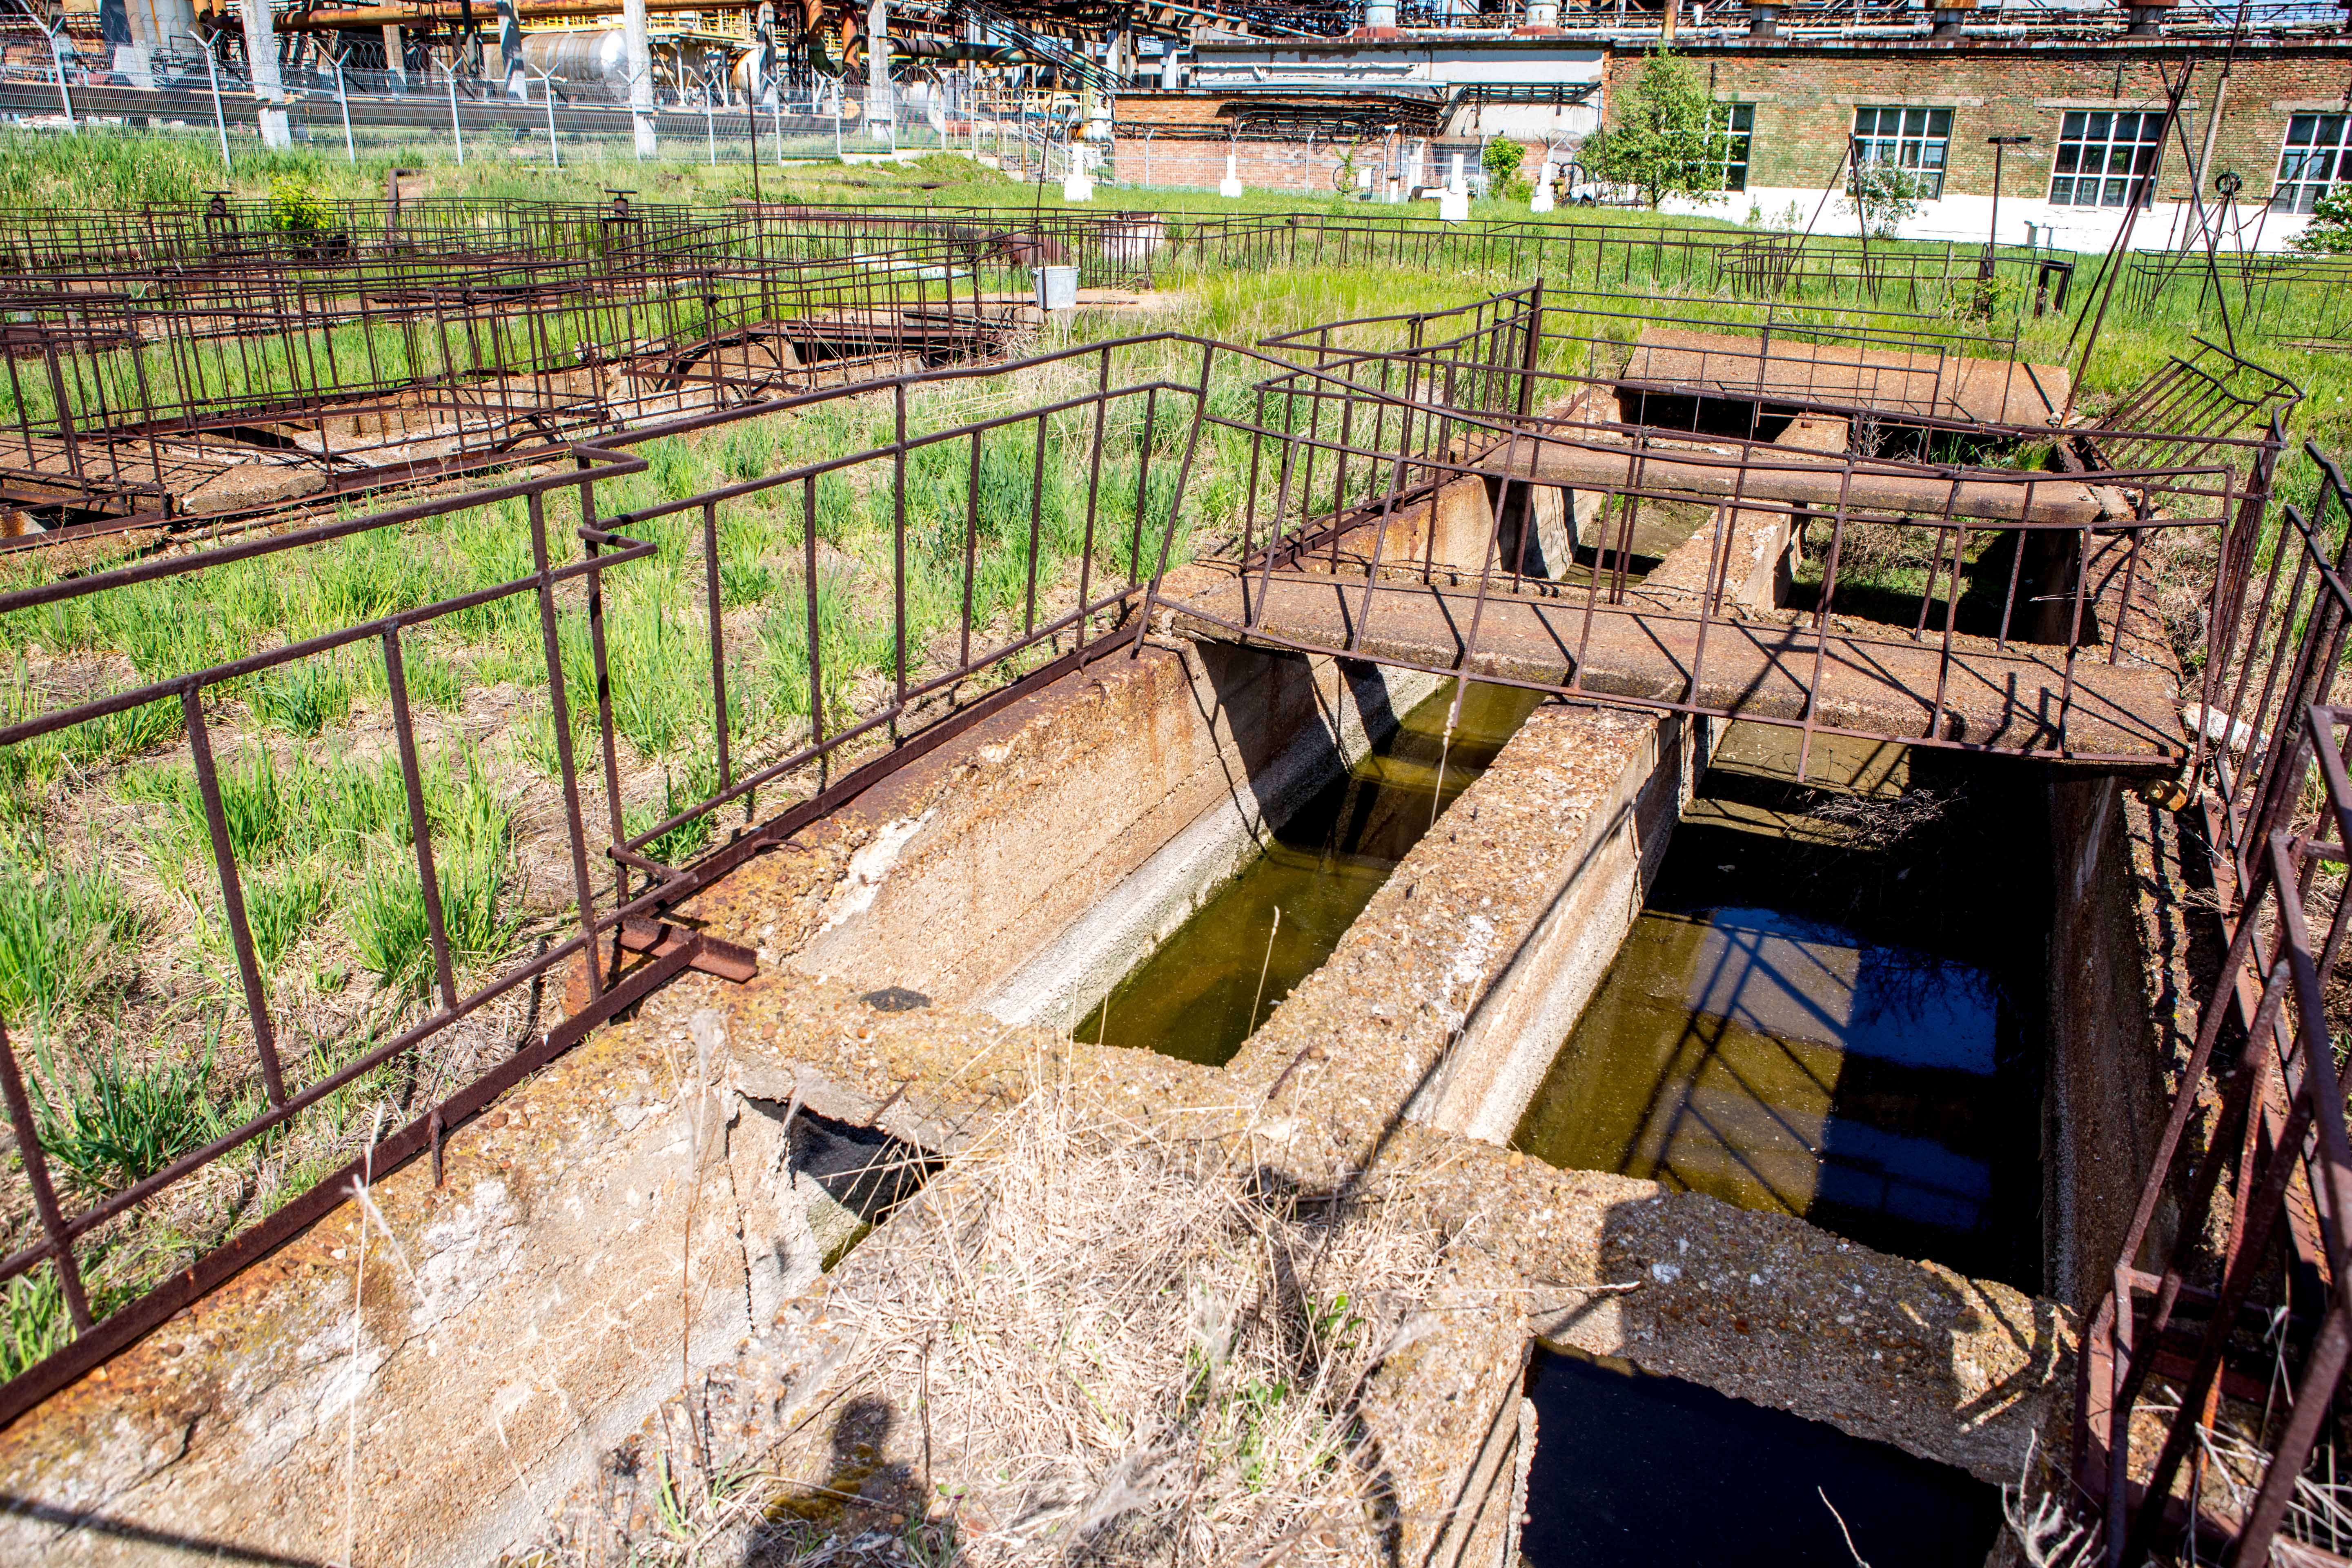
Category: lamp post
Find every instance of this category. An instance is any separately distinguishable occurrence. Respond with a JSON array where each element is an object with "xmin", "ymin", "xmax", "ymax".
[{"xmin": 1984, "ymin": 134, "xmax": 2033, "ymax": 280}]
